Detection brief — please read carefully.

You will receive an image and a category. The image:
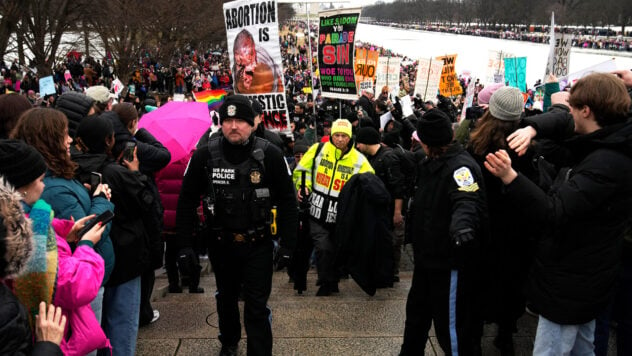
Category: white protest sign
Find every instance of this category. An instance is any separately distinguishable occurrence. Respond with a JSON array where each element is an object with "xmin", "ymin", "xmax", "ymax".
[
  {"xmin": 375, "ymin": 56, "xmax": 400, "ymax": 99},
  {"xmin": 545, "ymin": 33, "xmax": 572, "ymax": 79},
  {"xmin": 399, "ymin": 95, "xmax": 414, "ymax": 118},
  {"xmin": 413, "ymin": 57, "xmax": 443, "ymax": 102},
  {"xmin": 380, "ymin": 111, "xmax": 392, "ymax": 130},
  {"xmin": 559, "ymin": 59, "xmax": 617, "ymax": 89}
]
